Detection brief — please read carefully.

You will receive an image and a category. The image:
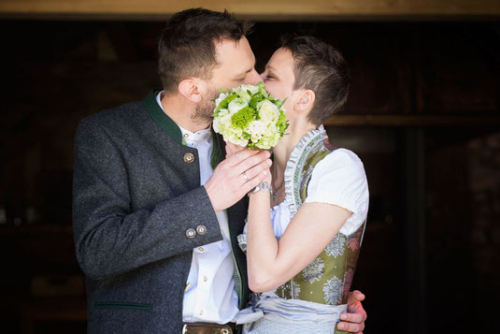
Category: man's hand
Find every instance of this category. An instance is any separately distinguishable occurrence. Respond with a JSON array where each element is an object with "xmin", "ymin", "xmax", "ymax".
[
  {"xmin": 205, "ymin": 148, "xmax": 272, "ymax": 211},
  {"xmin": 337, "ymin": 290, "xmax": 367, "ymax": 333}
]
